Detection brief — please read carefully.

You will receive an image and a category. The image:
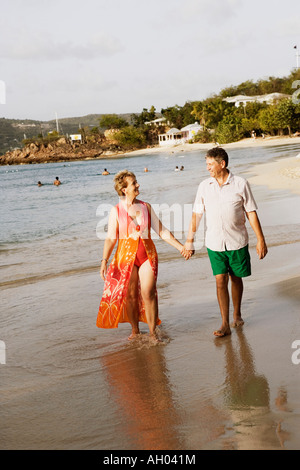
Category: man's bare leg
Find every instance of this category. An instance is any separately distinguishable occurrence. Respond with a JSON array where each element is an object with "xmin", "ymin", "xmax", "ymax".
[
  {"xmin": 214, "ymin": 273, "xmax": 231, "ymax": 337},
  {"xmin": 230, "ymin": 274, "xmax": 244, "ymax": 327}
]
